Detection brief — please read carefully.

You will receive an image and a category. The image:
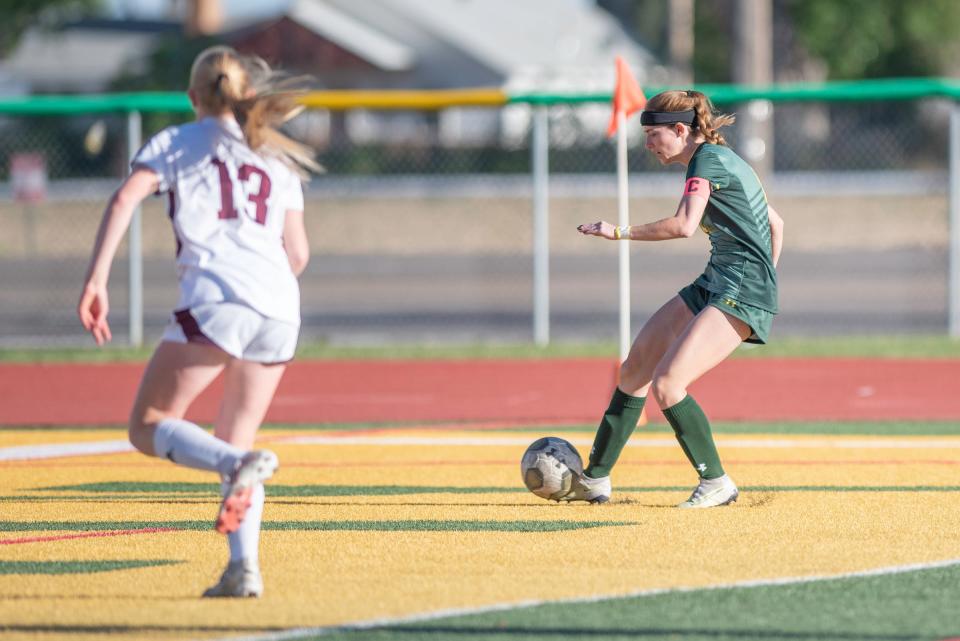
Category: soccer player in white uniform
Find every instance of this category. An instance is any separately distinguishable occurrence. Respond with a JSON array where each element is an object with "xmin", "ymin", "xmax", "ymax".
[{"xmin": 78, "ymin": 46, "xmax": 319, "ymax": 598}]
